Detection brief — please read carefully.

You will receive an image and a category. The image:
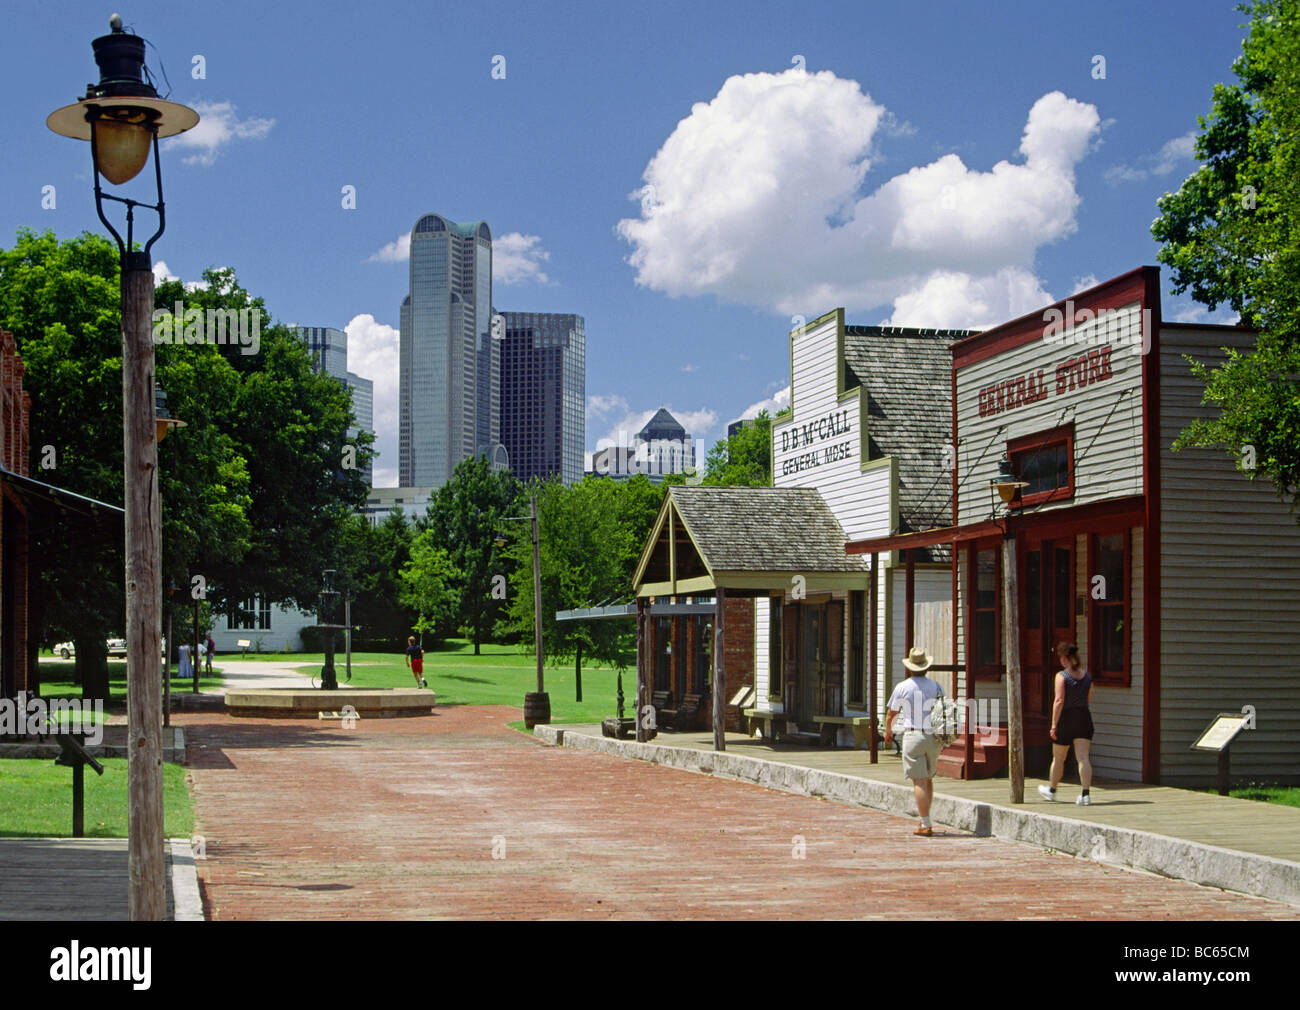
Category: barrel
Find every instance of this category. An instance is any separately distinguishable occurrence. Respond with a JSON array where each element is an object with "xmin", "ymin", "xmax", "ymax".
[{"xmin": 523, "ymin": 691, "xmax": 551, "ymax": 729}]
